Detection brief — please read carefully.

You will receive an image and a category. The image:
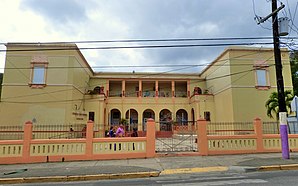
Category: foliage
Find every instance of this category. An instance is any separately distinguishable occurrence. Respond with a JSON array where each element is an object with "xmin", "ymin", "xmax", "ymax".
[
  {"xmin": 265, "ymin": 90, "xmax": 294, "ymax": 120},
  {"xmin": 290, "ymin": 51, "xmax": 298, "ymax": 96},
  {"xmin": 120, "ymin": 118, "xmax": 128, "ymax": 125}
]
